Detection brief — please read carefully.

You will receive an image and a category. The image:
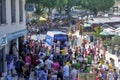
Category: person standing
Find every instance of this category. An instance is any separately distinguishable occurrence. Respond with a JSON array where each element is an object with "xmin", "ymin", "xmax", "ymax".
[
  {"xmin": 70, "ymin": 65, "xmax": 77, "ymax": 80},
  {"xmin": 25, "ymin": 54, "xmax": 31, "ymax": 70},
  {"xmin": 114, "ymin": 69, "xmax": 118, "ymax": 80},
  {"xmin": 118, "ymin": 60, "xmax": 120, "ymax": 79},
  {"xmin": 107, "ymin": 69, "xmax": 115, "ymax": 80},
  {"xmin": 63, "ymin": 62, "xmax": 70, "ymax": 80},
  {"xmin": 85, "ymin": 33, "xmax": 90, "ymax": 44},
  {"xmin": 75, "ymin": 47, "xmax": 79, "ymax": 59},
  {"xmin": 6, "ymin": 51, "xmax": 14, "ymax": 76},
  {"xmin": 87, "ymin": 54, "xmax": 92, "ymax": 64},
  {"xmin": 73, "ymin": 36, "xmax": 77, "ymax": 49},
  {"xmin": 57, "ymin": 67, "xmax": 63, "ymax": 80},
  {"xmin": 15, "ymin": 57, "xmax": 24, "ymax": 80},
  {"xmin": 12, "ymin": 43, "xmax": 19, "ymax": 60},
  {"xmin": 23, "ymin": 63, "xmax": 30, "ymax": 80},
  {"xmin": 37, "ymin": 67, "xmax": 47, "ymax": 80},
  {"xmin": 71, "ymin": 37, "xmax": 74, "ymax": 48}
]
